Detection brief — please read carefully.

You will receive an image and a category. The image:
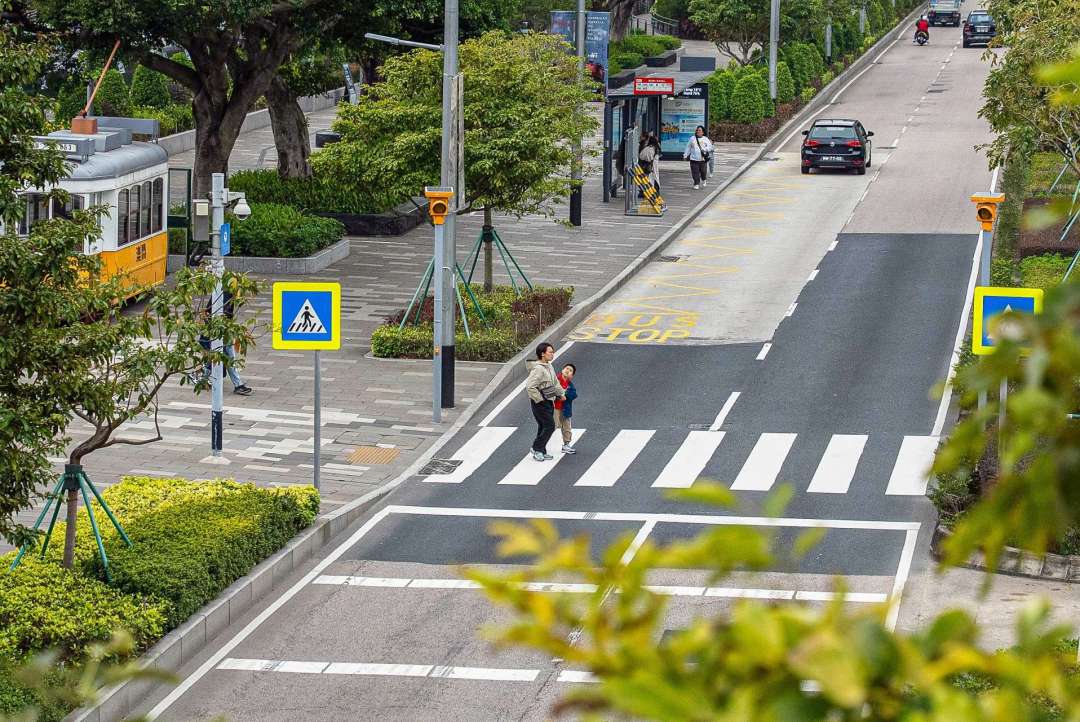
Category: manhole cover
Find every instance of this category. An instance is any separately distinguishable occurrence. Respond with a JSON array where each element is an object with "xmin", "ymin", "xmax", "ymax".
[
  {"xmin": 761, "ymin": 156, "xmax": 782, "ymax": 161},
  {"xmin": 347, "ymin": 446, "xmax": 401, "ymax": 465},
  {"xmin": 657, "ymin": 255, "xmax": 684, "ymax": 263},
  {"xmin": 418, "ymin": 458, "xmax": 462, "ymax": 476}
]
